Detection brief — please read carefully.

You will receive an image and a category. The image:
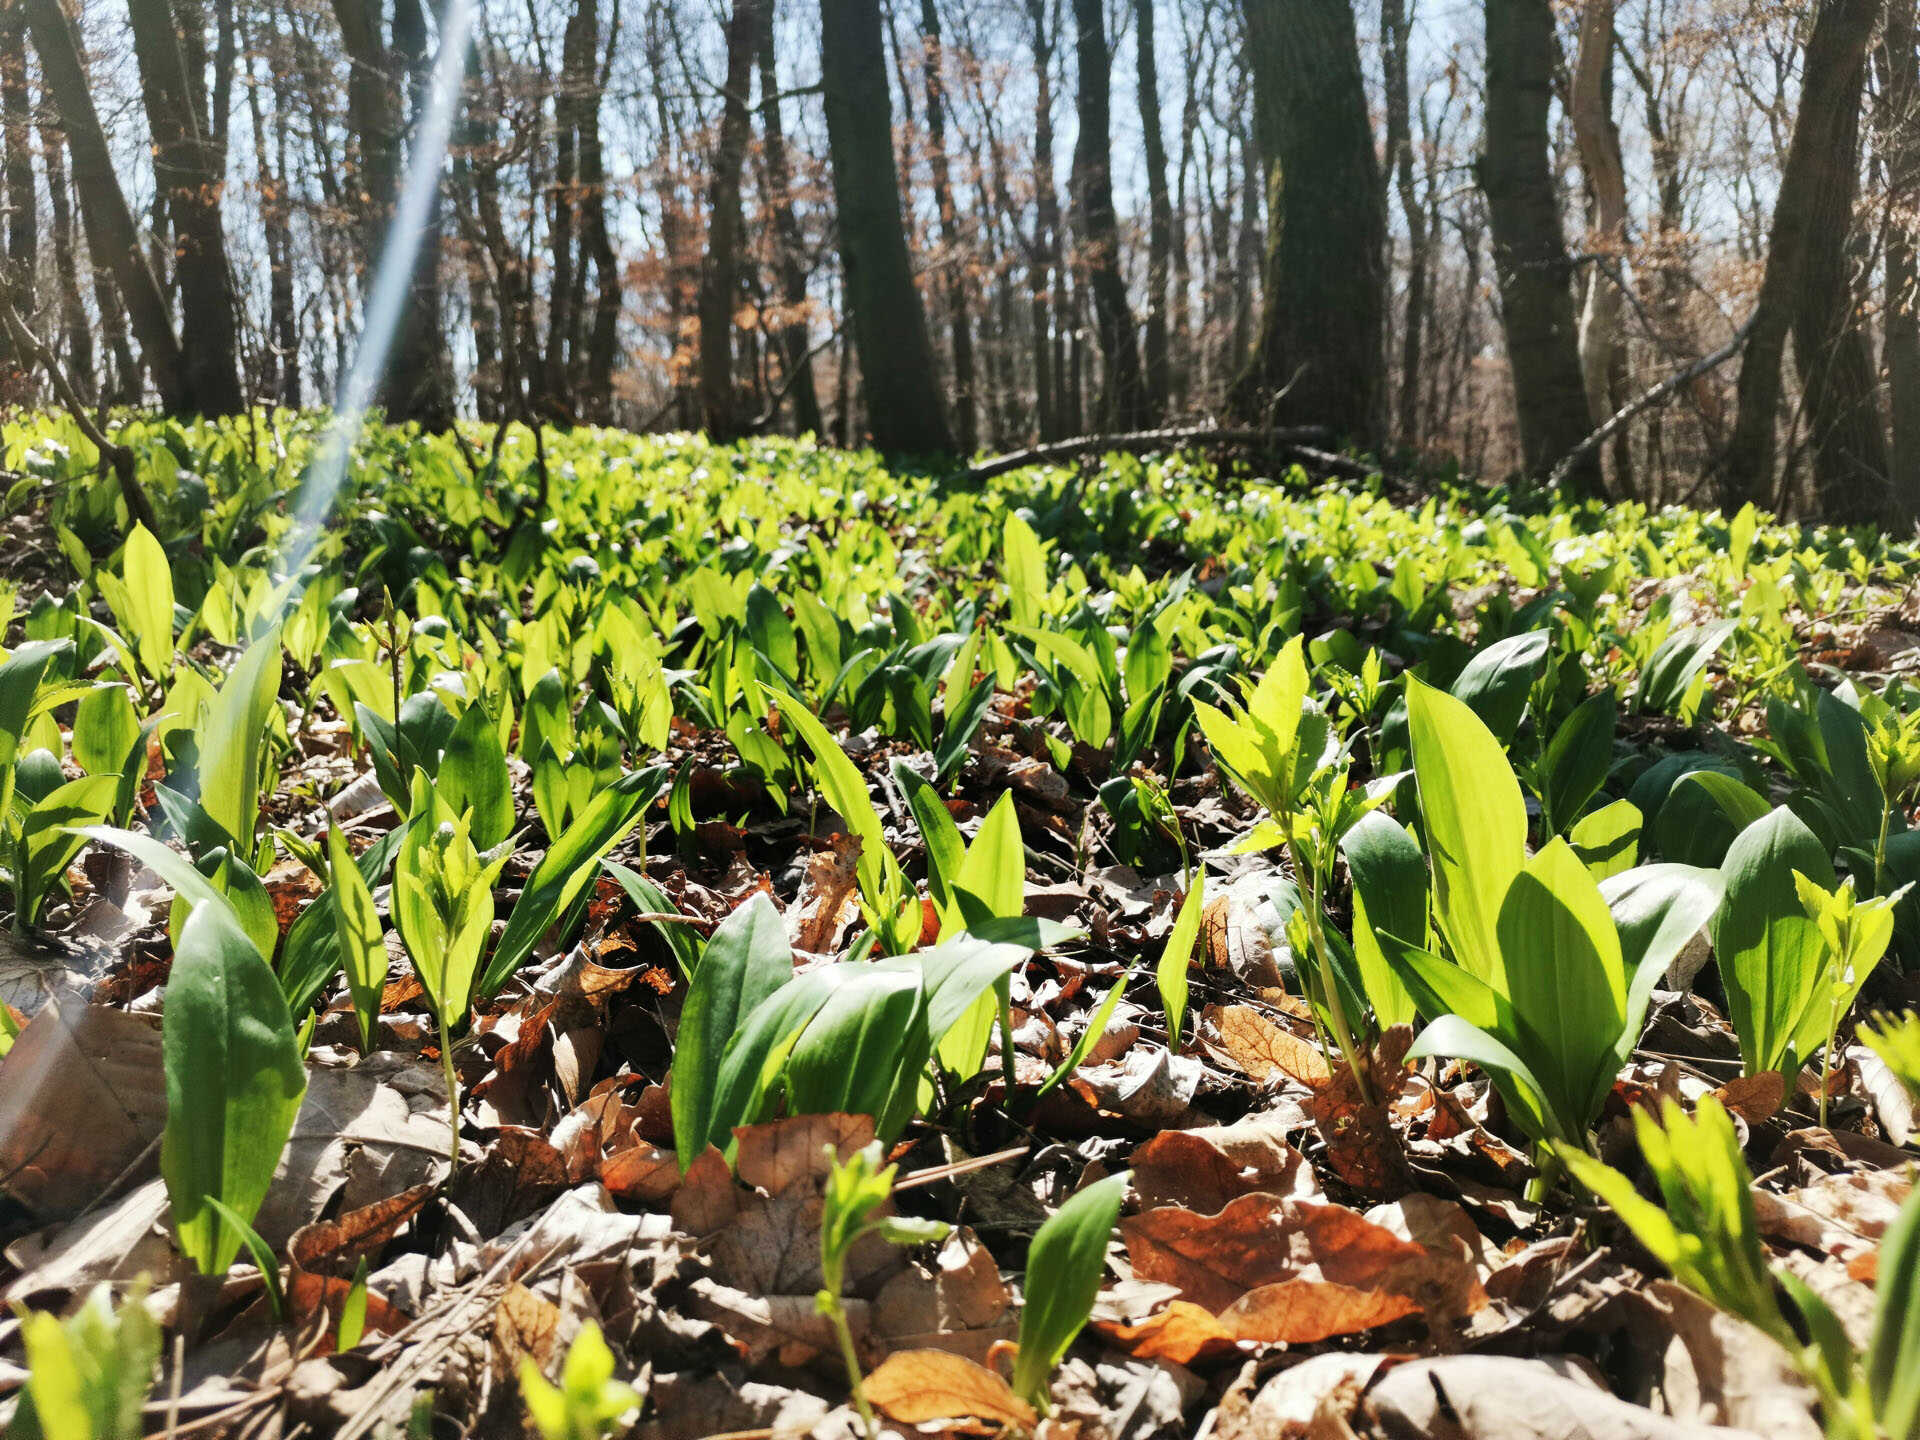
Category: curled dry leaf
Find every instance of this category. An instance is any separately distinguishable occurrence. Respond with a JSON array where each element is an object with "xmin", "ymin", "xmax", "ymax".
[
  {"xmin": 1305, "ymin": 1025, "xmax": 1415, "ymax": 1199},
  {"xmin": 1203, "ymin": 1002, "xmax": 1330, "ymax": 1086},
  {"xmin": 1130, "ymin": 1116, "xmax": 1319, "ymax": 1214},
  {"xmin": 1709, "ymin": 1070, "xmax": 1785, "ymax": 1124},
  {"xmin": 863, "ymin": 1348, "xmax": 1037, "ymax": 1430},
  {"xmin": 1751, "ymin": 1166, "xmax": 1913, "ymax": 1270}
]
